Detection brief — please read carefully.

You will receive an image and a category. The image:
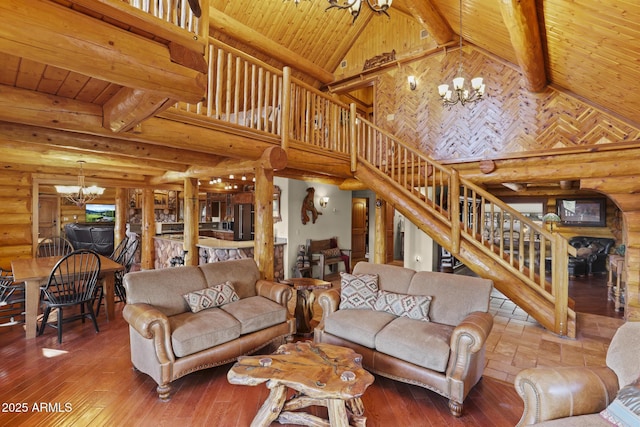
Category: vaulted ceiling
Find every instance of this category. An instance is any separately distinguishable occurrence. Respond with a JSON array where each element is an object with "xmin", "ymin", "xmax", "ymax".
[{"xmin": 211, "ymin": 0, "xmax": 640, "ymax": 128}]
